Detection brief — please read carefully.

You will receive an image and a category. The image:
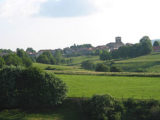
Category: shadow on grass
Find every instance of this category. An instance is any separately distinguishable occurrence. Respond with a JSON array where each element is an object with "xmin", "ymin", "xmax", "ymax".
[{"xmin": 0, "ymin": 99, "xmax": 86, "ymax": 120}]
